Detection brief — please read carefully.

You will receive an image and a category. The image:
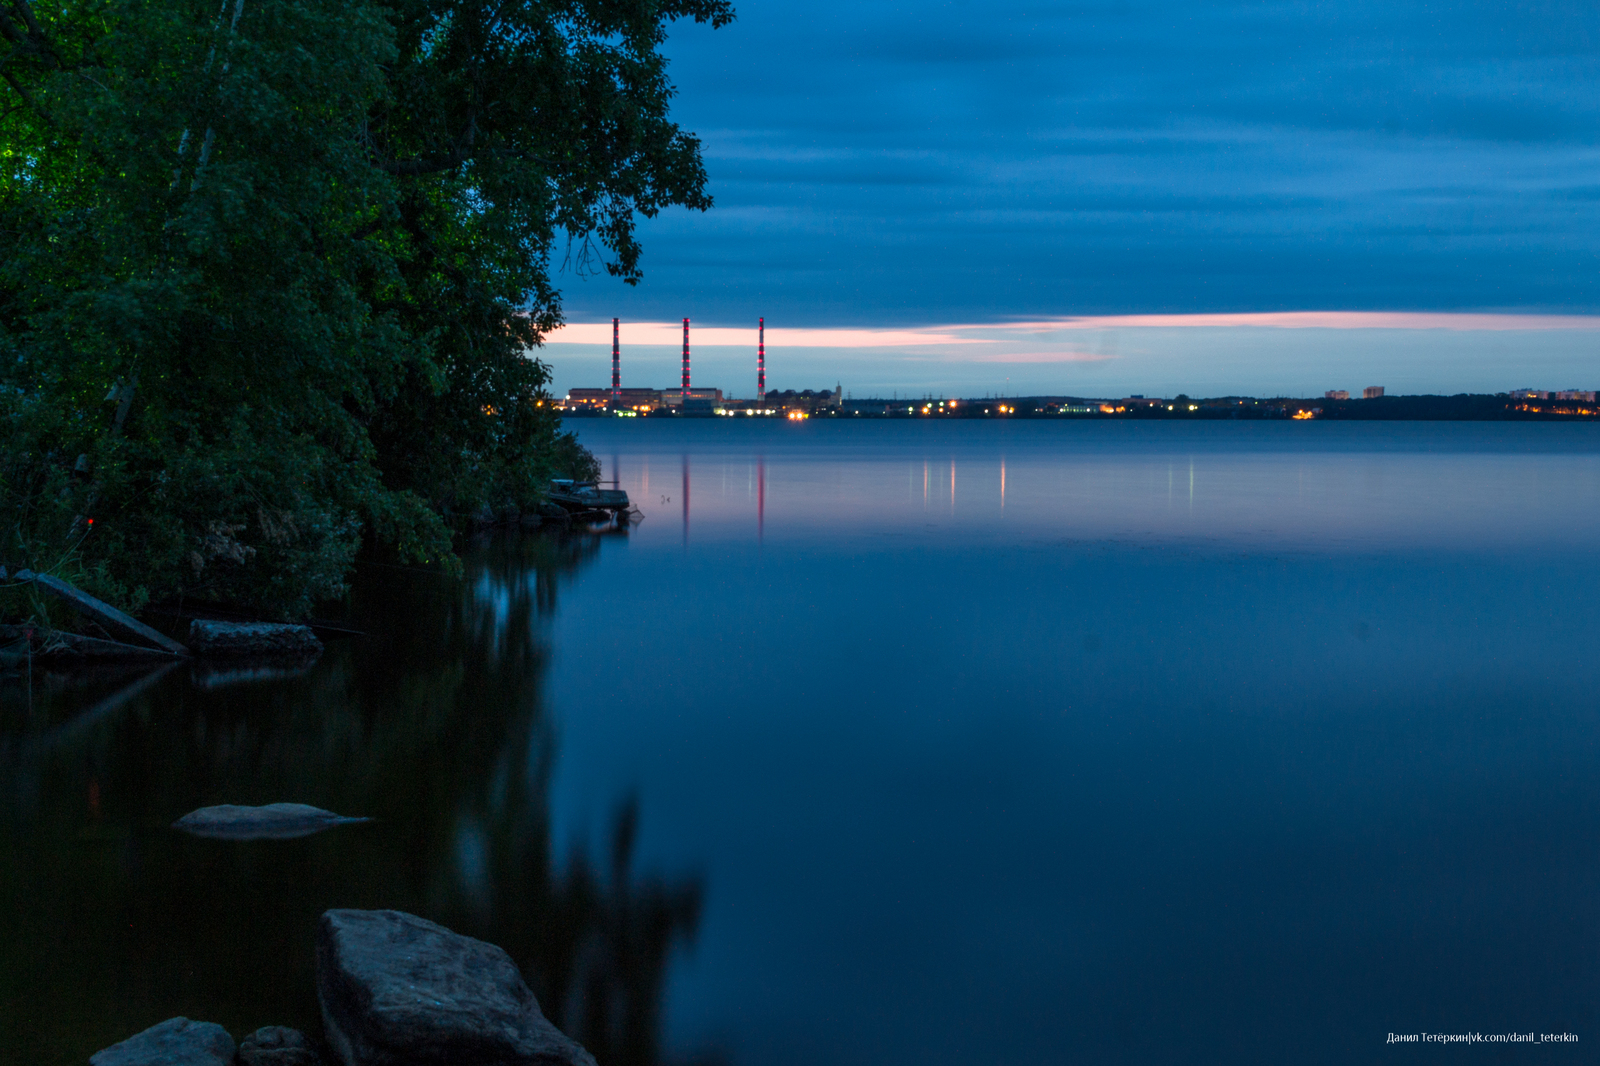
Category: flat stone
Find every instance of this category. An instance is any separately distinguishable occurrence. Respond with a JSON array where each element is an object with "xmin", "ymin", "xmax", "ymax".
[
  {"xmin": 90, "ymin": 1017, "xmax": 235, "ymax": 1066},
  {"xmin": 172, "ymin": 802, "xmax": 371, "ymax": 841},
  {"xmin": 188, "ymin": 620, "xmax": 322, "ymax": 657},
  {"xmin": 316, "ymin": 908, "xmax": 596, "ymax": 1066},
  {"xmin": 239, "ymin": 1026, "xmax": 325, "ymax": 1066}
]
